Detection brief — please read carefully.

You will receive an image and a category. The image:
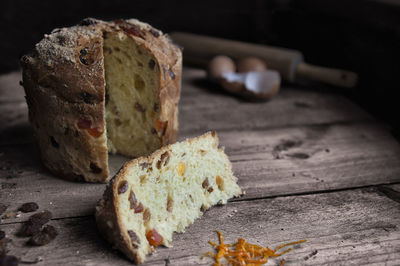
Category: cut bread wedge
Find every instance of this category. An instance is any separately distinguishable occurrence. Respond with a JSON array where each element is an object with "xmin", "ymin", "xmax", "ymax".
[{"xmin": 95, "ymin": 132, "xmax": 242, "ymax": 263}]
